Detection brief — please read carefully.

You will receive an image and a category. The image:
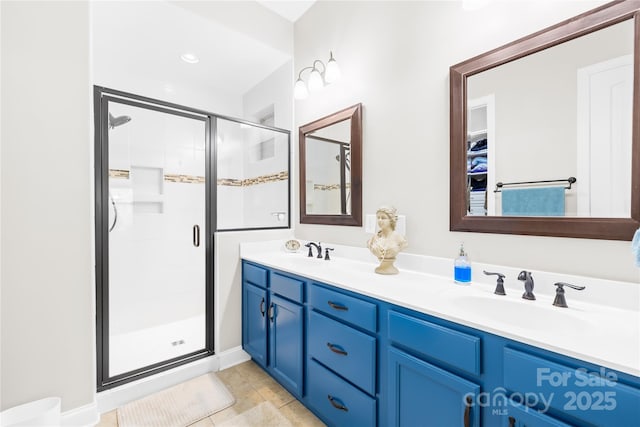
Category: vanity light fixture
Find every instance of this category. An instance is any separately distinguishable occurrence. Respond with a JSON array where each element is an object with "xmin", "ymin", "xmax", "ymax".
[
  {"xmin": 294, "ymin": 51, "xmax": 341, "ymax": 100},
  {"xmin": 180, "ymin": 53, "xmax": 199, "ymax": 64}
]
